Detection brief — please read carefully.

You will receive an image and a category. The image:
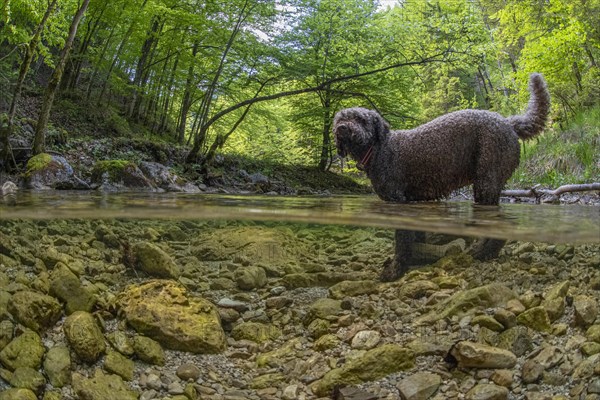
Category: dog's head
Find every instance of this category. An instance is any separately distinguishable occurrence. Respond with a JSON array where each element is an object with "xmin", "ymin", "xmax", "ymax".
[{"xmin": 332, "ymin": 107, "xmax": 390, "ymax": 158}]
